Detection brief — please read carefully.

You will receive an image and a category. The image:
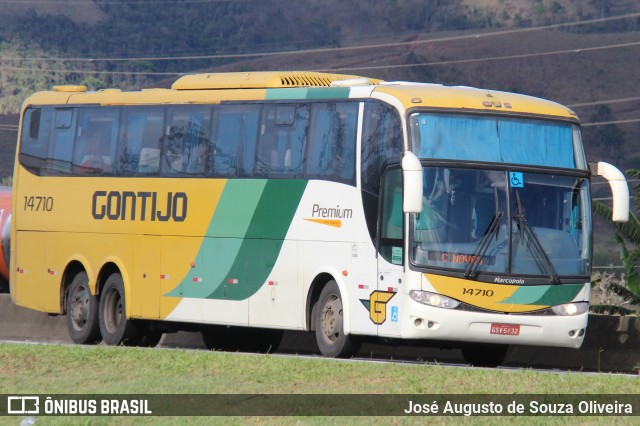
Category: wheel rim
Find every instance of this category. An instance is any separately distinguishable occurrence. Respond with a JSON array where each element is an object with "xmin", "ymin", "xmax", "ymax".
[
  {"xmin": 320, "ymin": 294, "xmax": 343, "ymax": 344},
  {"xmin": 103, "ymin": 287, "xmax": 124, "ymax": 335},
  {"xmin": 69, "ymin": 285, "xmax": 90, "ymax": 332}
]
